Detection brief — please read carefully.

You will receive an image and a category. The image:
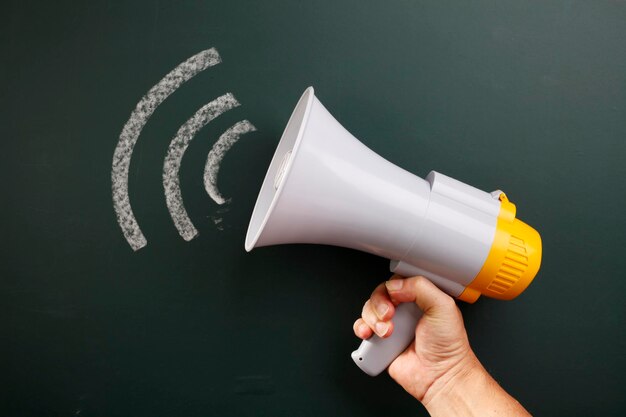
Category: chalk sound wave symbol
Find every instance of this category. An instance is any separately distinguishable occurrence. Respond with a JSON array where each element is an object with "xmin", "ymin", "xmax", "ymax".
[{"xmin": 111, "ymin": 48, "xmax": 256, "ymax": 251}]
